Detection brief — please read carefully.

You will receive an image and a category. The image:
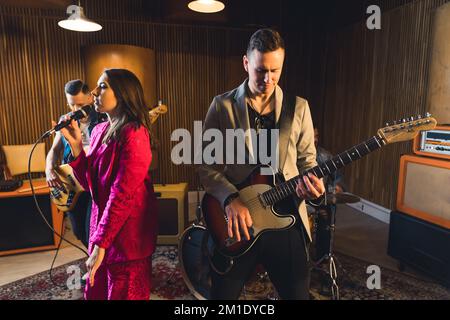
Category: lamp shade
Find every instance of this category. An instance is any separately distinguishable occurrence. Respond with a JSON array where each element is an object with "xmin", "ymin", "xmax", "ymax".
[
  {"xmin": 188, "ymin": 0, "xmax": 225, "ymax": 13},
  {"xmin": 58, "ymin": 5, "xmax": 102, "ymax": 32}
]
